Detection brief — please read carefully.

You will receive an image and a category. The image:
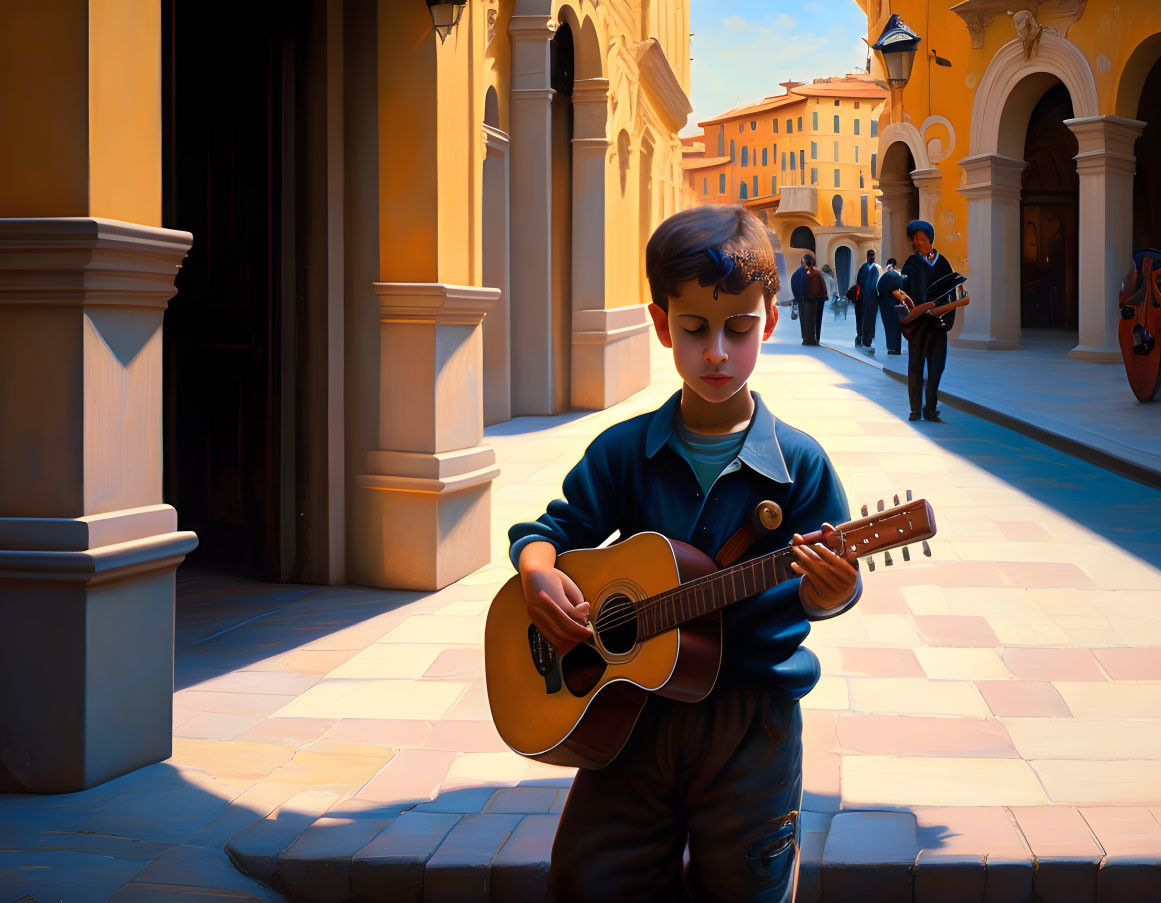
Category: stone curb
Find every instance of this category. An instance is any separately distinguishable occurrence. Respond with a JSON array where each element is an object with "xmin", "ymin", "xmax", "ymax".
[{"xmin": 820, "ymin": 341, "xmax": 1161, "ymax": 491}]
